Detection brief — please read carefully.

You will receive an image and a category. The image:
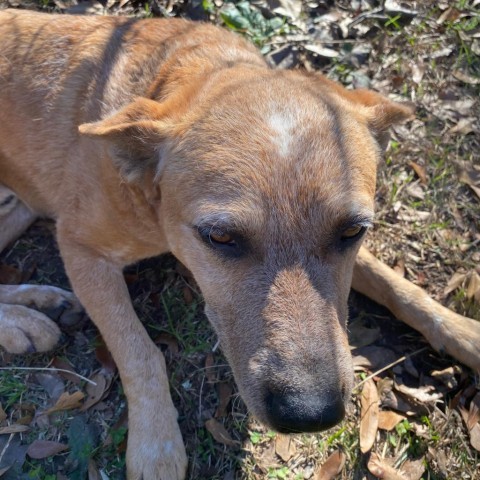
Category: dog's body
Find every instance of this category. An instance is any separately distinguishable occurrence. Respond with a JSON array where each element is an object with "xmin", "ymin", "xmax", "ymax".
[{"xmin": 0, "ymin": 10, "xmax": 414, "ymax": 479}]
